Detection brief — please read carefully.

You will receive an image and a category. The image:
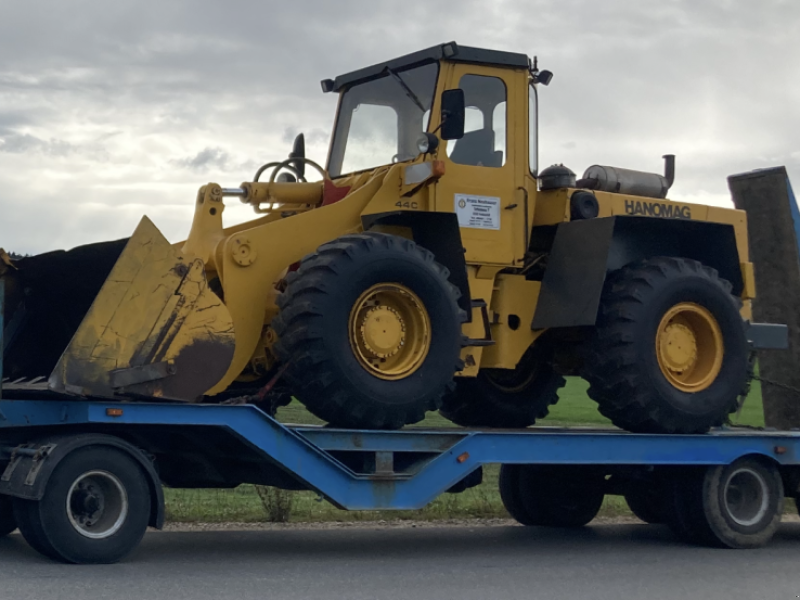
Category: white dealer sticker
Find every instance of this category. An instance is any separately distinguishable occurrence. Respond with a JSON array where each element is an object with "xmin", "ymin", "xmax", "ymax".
[{"xmin": 455, "ymin": 194, "xmax": 501, "ymax": 230}]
